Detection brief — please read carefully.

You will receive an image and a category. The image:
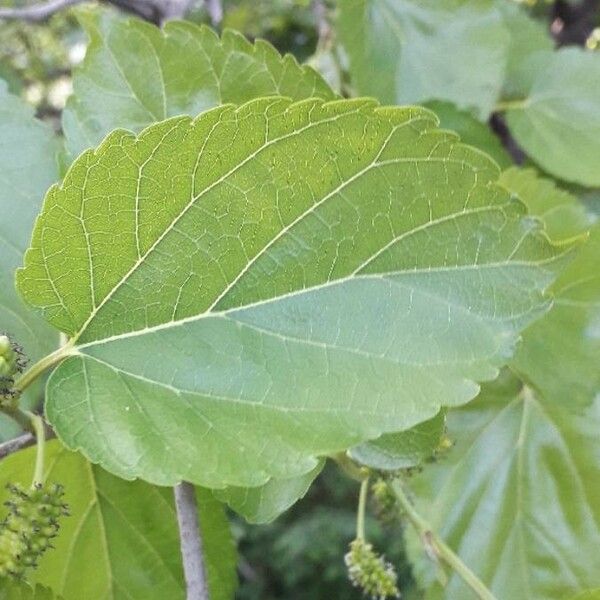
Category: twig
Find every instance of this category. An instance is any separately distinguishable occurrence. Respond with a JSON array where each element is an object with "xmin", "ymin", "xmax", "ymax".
[
  {"xmin": 312, "ymin": 0, "xmax": 331, "ymax": 49},
  {"xmin": 0, "ymin": 432, "xmax": 35, "ymax": 460},
  {"xmin": 204, "ymin": 0, "xmax": 222, "ymax": 26},
  {"xmin": 174, "ymin": 482, "xmax": 210, "ymax": 600},
  {"xmin": 0, "ymin": 0, "xmax": 84, "ymax": 22},
  {"xmin": 390, "ymin": 479, "xmax": 498, "ymax": 600}
]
